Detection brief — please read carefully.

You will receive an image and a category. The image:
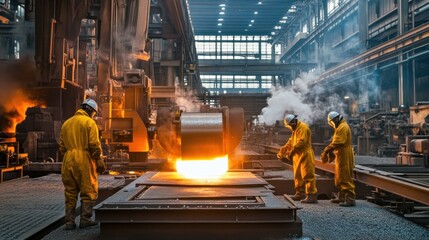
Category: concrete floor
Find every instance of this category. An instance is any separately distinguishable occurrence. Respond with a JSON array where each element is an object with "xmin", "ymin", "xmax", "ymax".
[{"xmin": 42, "ymin": 199, "xmax": 429, "ymax": 240}]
